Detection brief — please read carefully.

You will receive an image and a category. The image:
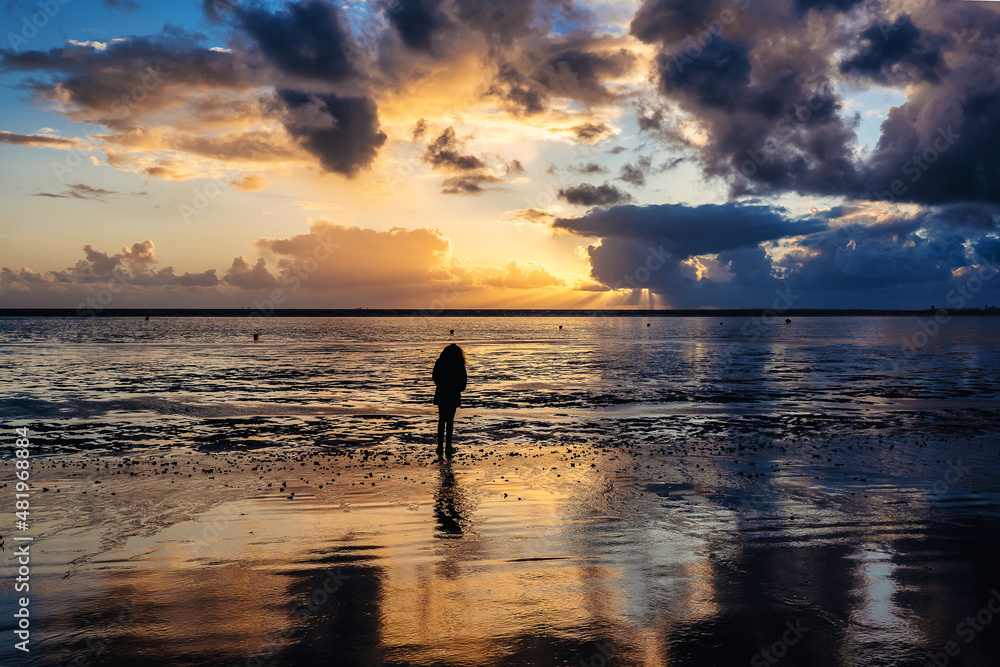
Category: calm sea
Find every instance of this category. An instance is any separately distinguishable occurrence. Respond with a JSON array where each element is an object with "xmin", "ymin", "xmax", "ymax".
[{"xmin": 2, "ymin": 315, "xmax": 999, "ymax": 451}]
